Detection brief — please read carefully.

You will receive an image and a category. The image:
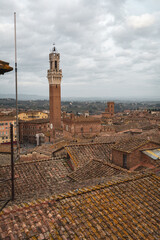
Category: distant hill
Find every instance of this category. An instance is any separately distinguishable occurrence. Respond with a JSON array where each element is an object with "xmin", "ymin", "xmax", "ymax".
[
  {"xmin": 0, "ymin": 93, "xmax": 159, "ymax": 102},
  {"xmin": 0, "ymin": 94, "xmax": 49, "ymax": 100}
]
